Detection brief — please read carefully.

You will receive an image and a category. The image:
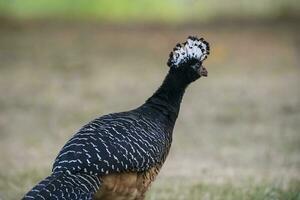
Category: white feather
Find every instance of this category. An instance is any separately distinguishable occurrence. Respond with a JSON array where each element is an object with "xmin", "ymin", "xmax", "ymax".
[{"xmin": 169, "ymin": 37, "xmax": 209, "ymax": 68}]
